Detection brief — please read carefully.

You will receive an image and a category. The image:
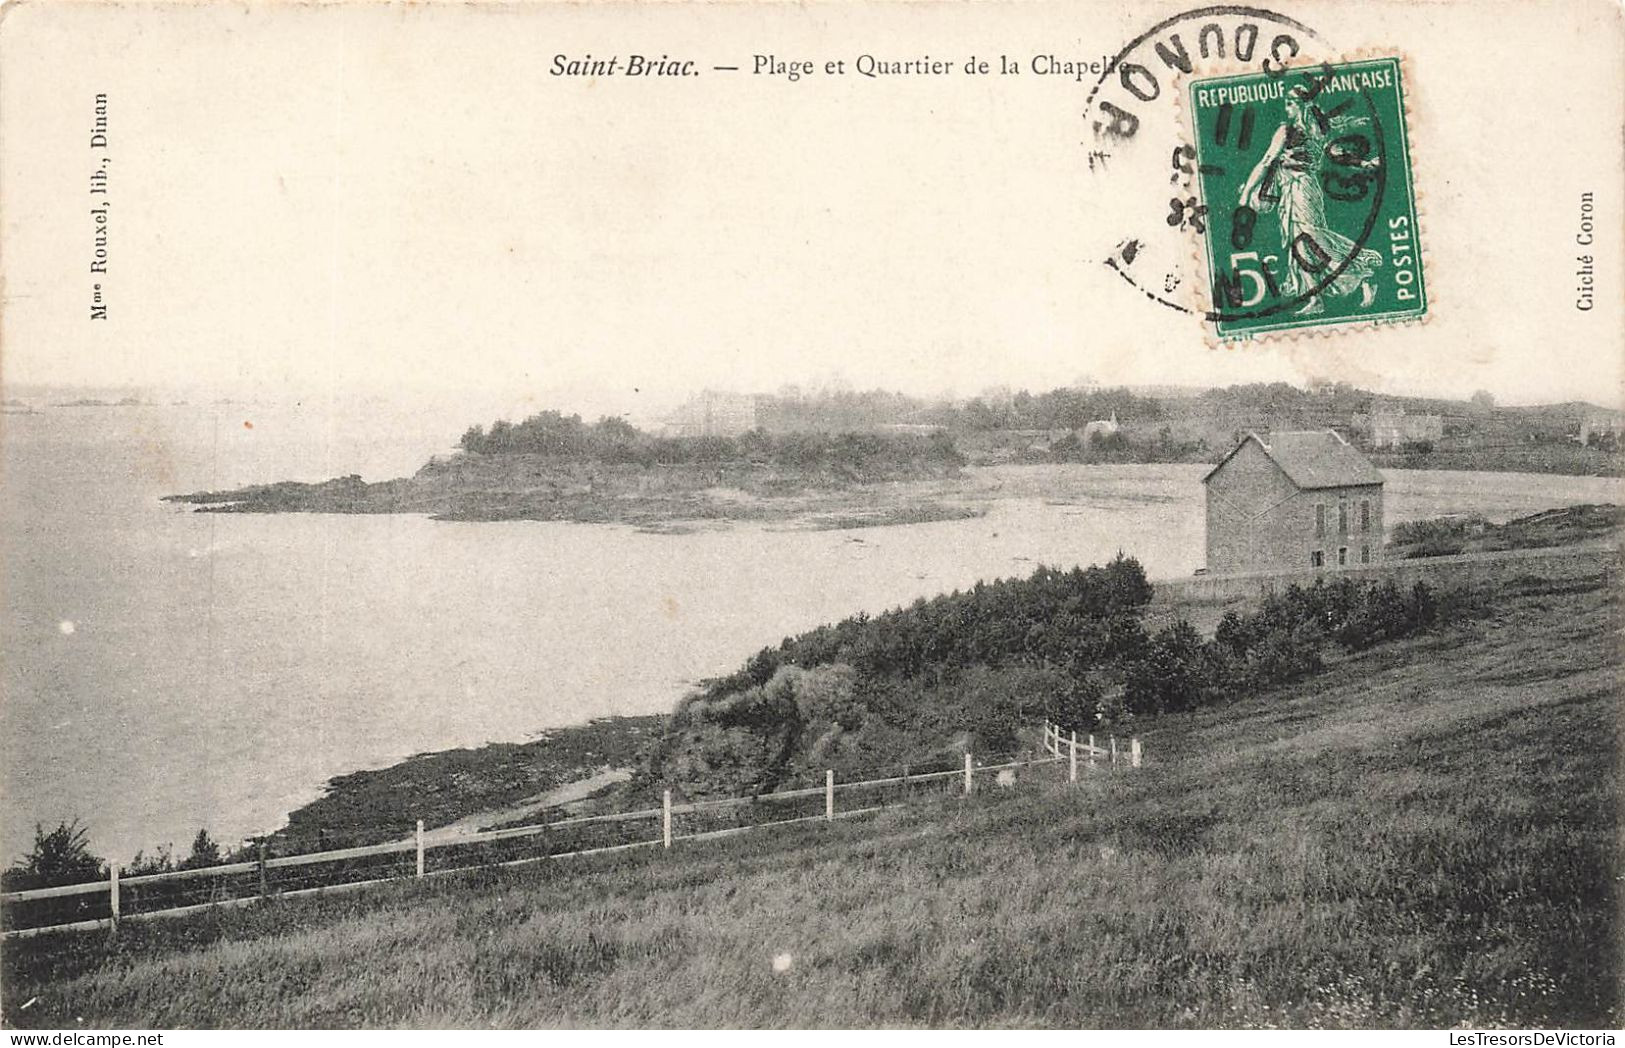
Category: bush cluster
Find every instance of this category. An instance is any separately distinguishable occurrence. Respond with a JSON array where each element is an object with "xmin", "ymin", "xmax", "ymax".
[
  {"xmin": 2, "ymin": 824, "xmax": 225, "ymax": 892},
  {"xmin": 644, "ymin": 560, "xmax": 1457, "ymax": 796},
  {"xmin": 644, "ymin": 557, "xmax": 1153, "ymax": 795},
  {"xmin": 947, "ymin": 387, "xmax": 1166, "ymax": 430},
  {"xmin": 1391, "ymin": 514, "xmax": 1486, "ymax": 557},
  {"xmin": 1120, "ymin": 578, "xmax": 1441, "ymax": 720},
  {"xmin": 1041, "ymin": 426, "xmax": 1210, "ymax": 465},
  {"xmin": 711, "ymin": 556, "xmax": 1153, "ymax": 692}
]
